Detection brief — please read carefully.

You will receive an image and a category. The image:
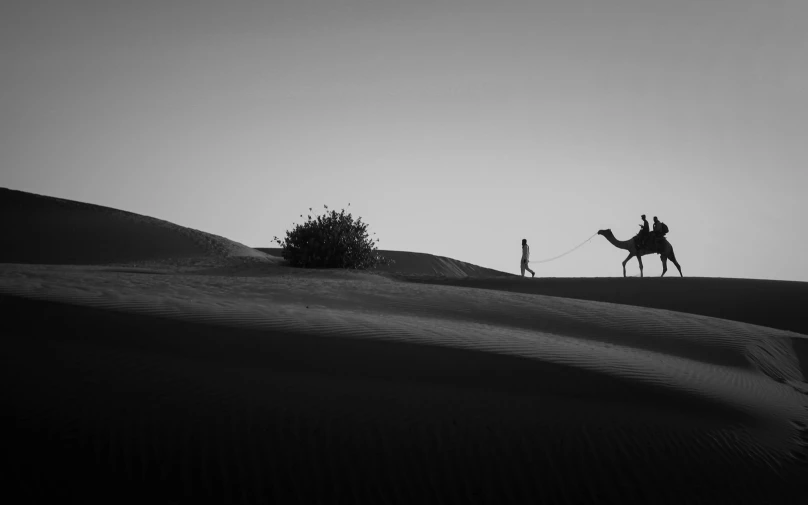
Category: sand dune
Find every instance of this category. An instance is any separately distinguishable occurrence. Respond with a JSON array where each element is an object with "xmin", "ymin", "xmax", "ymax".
[
  {"xmin": 259, "ymin": 247, "xmax": 808, "ymax": 336},
  {"xmin": 406, "ymin": 276, "xmax": 808, "ymax": 337},
  {"xmin": 256, "ymin": 247, "xmax": 511, "ymax": 278},
  {"xmin": 1, "ymin": 188, "xmax": 270, "ymax": 265},
  {"xmin": 2, "ymin": 190, "xmax": 808, "ymax": 504},
  {"xmin": 2, "ymin": 266, "xmax": 807, "ymax": 504}
]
